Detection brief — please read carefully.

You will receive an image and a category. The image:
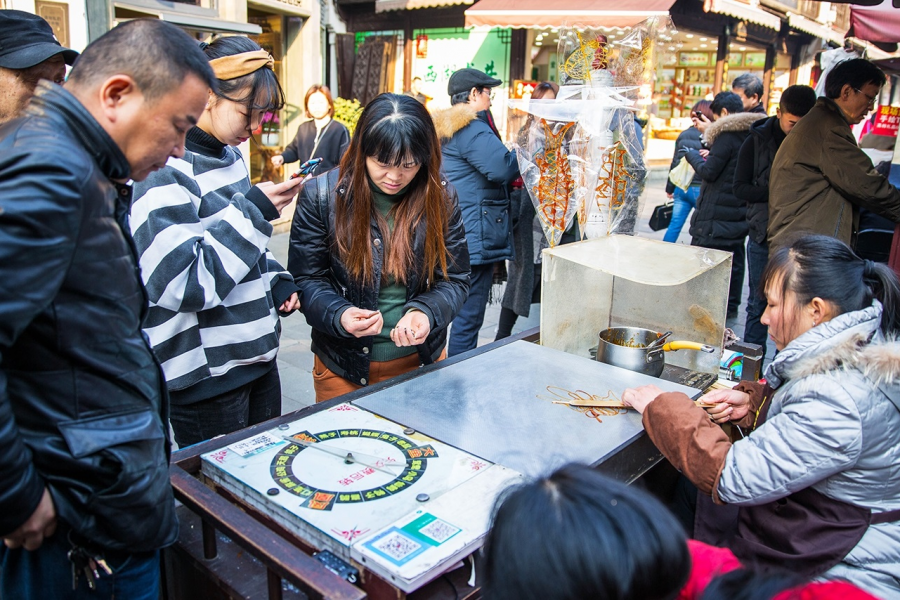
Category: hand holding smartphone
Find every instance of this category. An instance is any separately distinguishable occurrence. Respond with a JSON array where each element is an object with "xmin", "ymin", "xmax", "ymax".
[{"xmin": 289, "ymin": 157, "xmax": 323, "ymax": 180}]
